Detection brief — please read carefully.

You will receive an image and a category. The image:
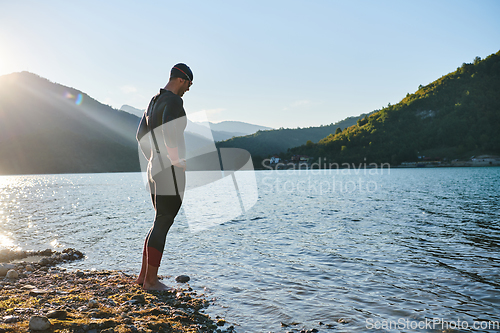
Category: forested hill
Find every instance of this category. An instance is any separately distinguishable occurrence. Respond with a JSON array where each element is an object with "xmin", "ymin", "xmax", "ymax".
[
  {"xmin": 290, "ymin": 51, "xmax": 500, "ymax": 165},
  {"xmin": 0, "ymin": 72, "xmax": 140, "ymax": 174},
  {"xmin": 216, "ymin": 111, "xmax": 374, "ymax": 158}
]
